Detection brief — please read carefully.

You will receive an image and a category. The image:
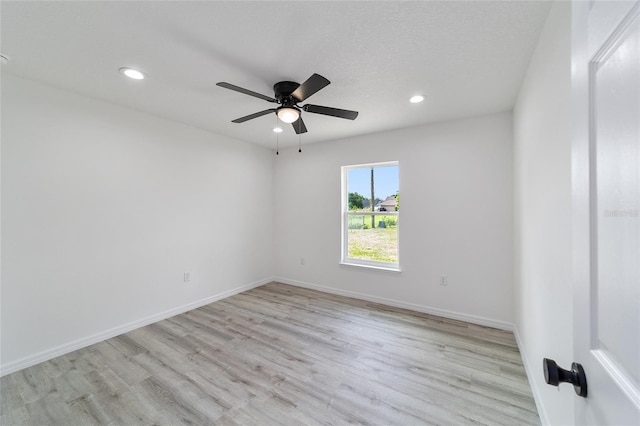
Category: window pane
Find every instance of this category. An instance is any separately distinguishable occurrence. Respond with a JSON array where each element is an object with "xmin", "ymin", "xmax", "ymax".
[
  {"xmin": 347, "ymin": 214, "xmax": 398, "ymax": 263},
  {"xmin": 343, "ymin": 162, "xmax": 399, "ymax": 268},
  {"xmin": 347, "ymin": 165, "xmax": 399, "ymax": 212}
]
